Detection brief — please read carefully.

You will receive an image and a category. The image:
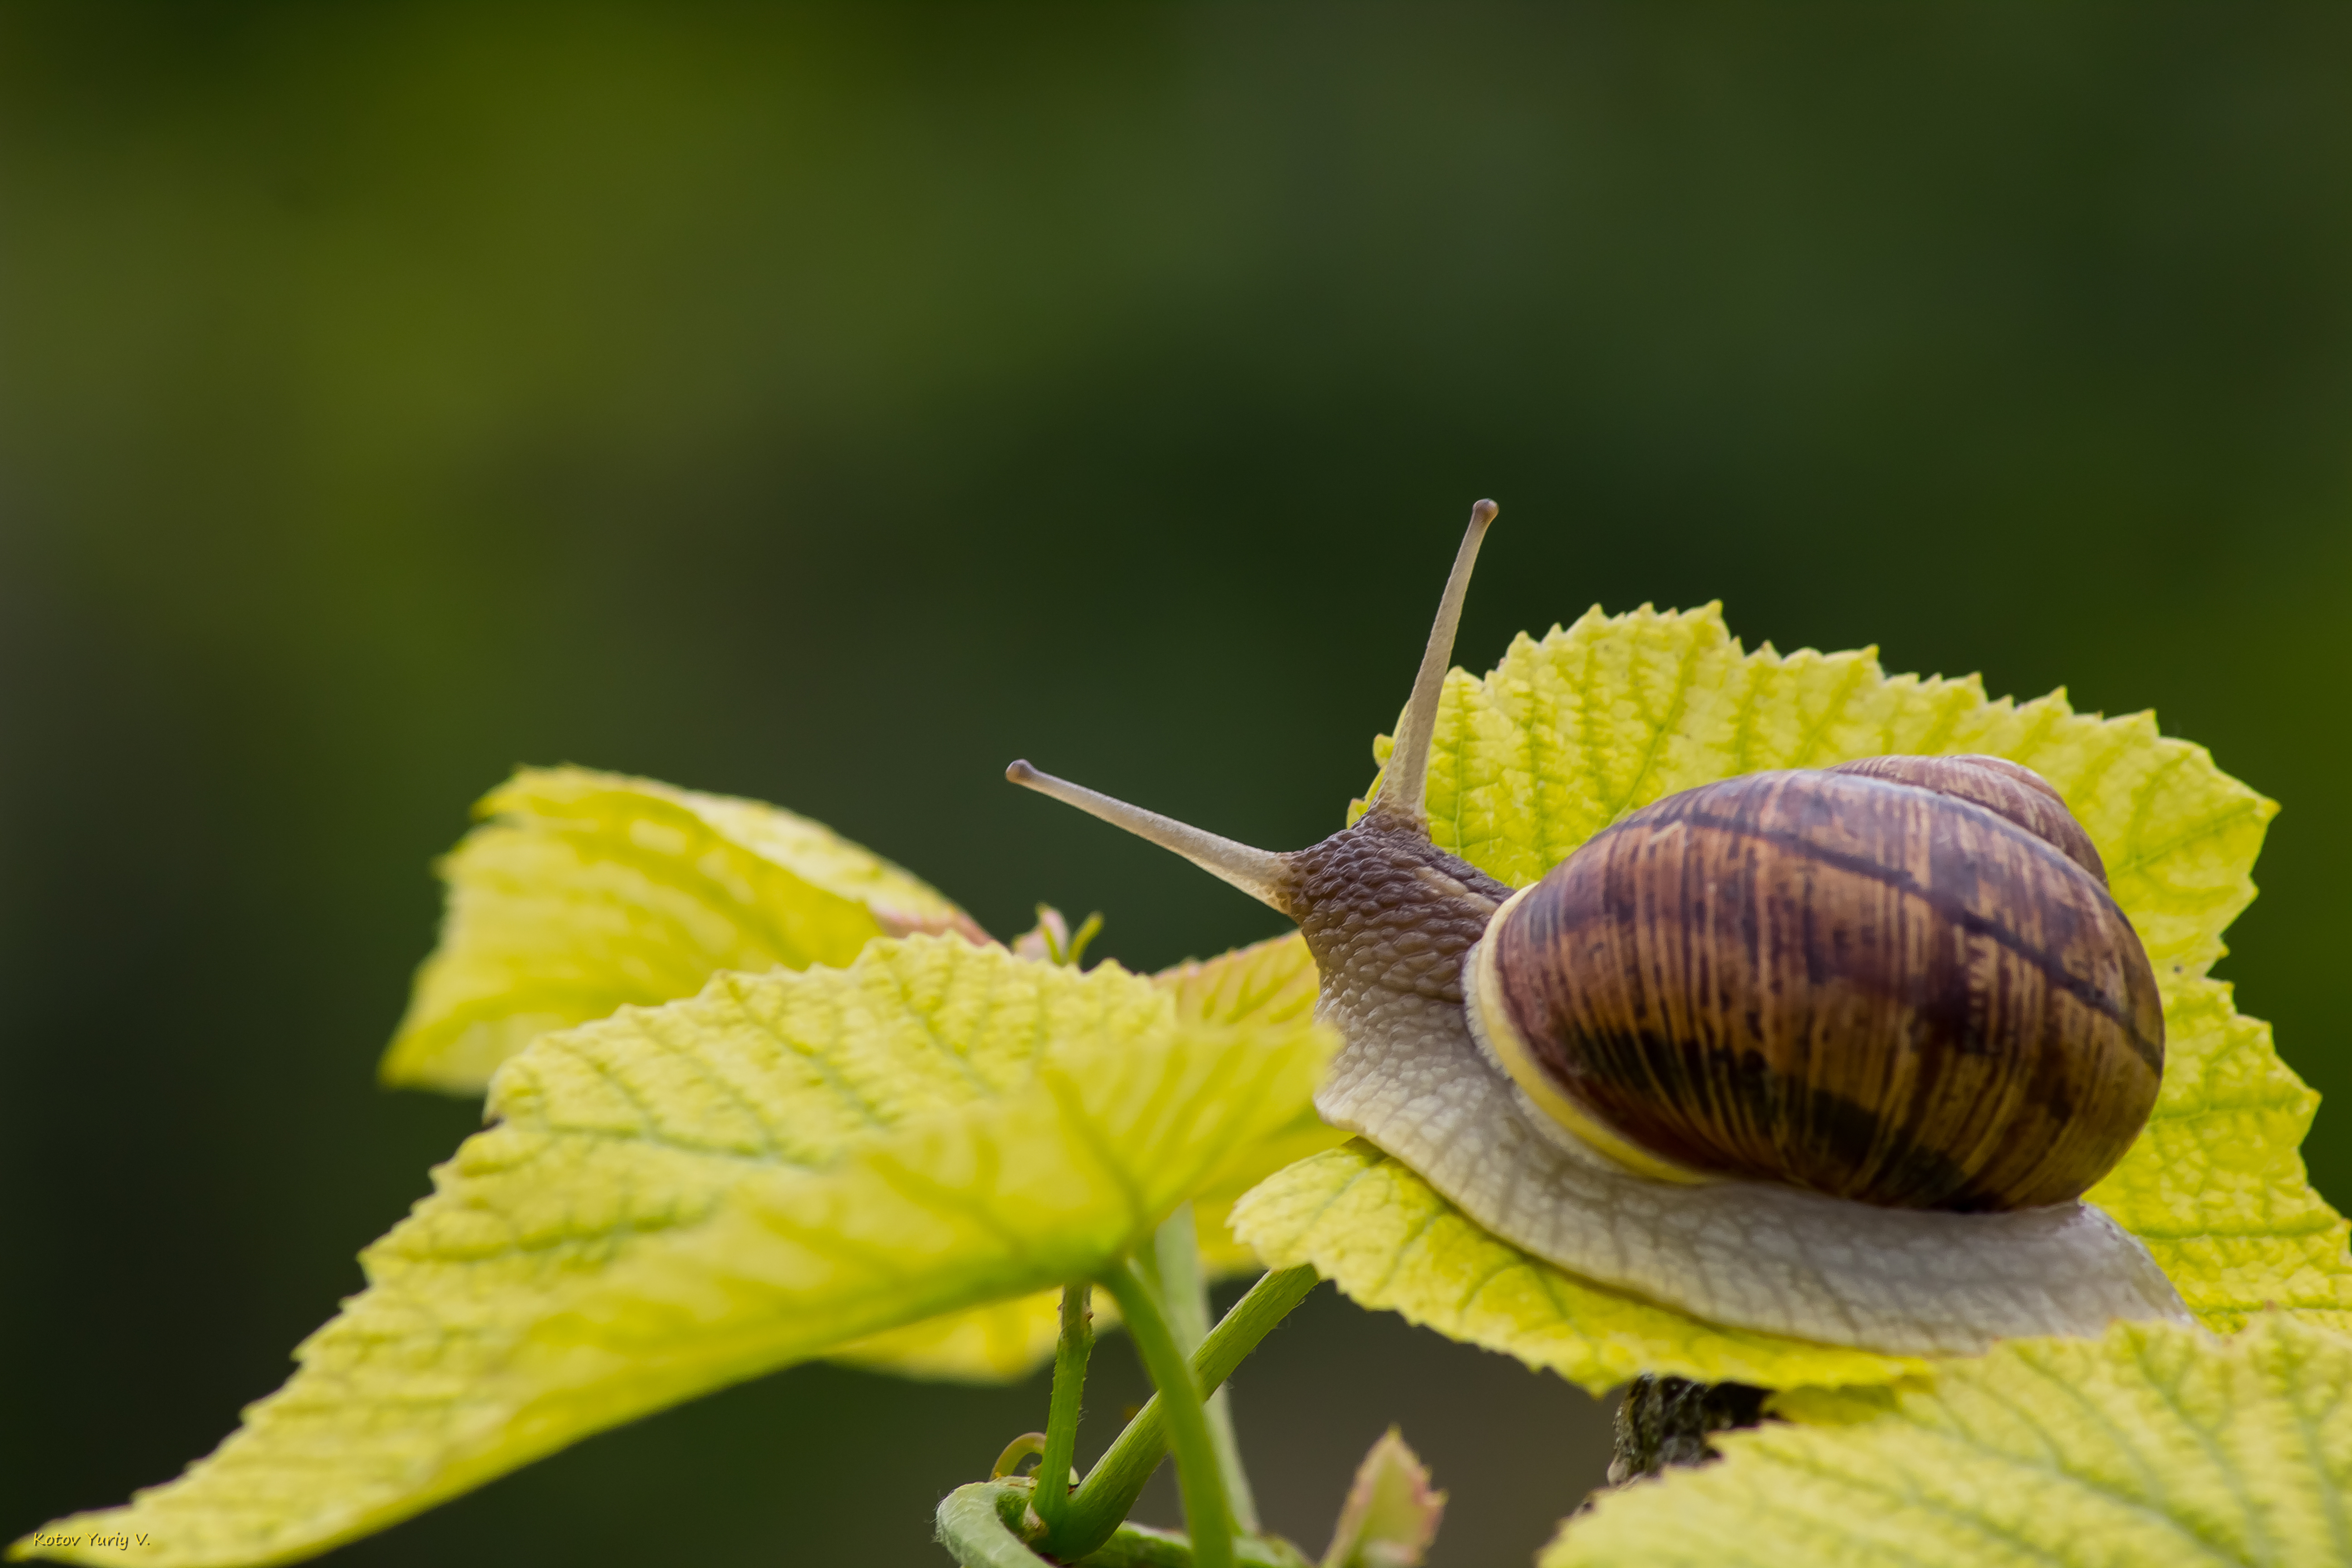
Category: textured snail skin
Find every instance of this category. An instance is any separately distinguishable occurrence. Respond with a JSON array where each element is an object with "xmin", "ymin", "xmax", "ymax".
[
  {"xmin": 1484, "ymin": 764, "xmax": 2165, "ymax": 1212},
  {"xmin": 1291, "ymin": 816, "xmax": 2192, "ymax": 1357}
]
